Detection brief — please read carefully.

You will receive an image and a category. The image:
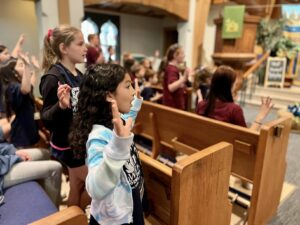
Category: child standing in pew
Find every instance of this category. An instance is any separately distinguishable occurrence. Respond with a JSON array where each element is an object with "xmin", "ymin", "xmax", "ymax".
[
  {"xmin": 40, "ymin": 25, "xmax": 90, "ymax": 210},
  {"xmin": 70, "ymin": 64, "xmax": 146, "ymax": 225},
  {"xmin": 196, "ymin": 65, "xmax": 273, "ymax": 131},
  {"xmin": 162, "ymin": 43, "xmax": 190, "ymax": 110}
]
